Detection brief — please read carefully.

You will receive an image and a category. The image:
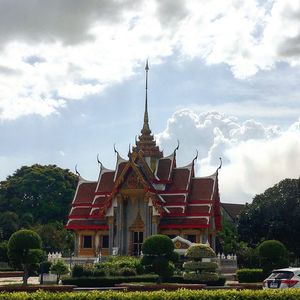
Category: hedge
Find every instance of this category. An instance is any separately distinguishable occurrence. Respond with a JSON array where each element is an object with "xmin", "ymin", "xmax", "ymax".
[
  {"xmin": 62, "ymin": 275, "xmax": 226, "ymax": 287},
  {"xmin": 2, "ymin": 290, "xmax": 300, "ymax": 299},
  {"xmin": 62, "ymin": 275, "xmax": 158, "ymax": 287},
  {"xmin": 237, "ymin": 269, "xmax": 264, "ymax": 283}
]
